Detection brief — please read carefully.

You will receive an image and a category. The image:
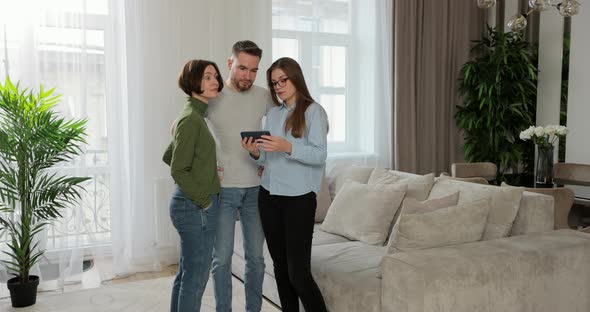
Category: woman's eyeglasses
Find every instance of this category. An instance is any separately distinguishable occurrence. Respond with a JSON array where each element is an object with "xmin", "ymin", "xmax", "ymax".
[{"xmin": 271, "ymin": 77, "xmax": 289, "ymax": 89}]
